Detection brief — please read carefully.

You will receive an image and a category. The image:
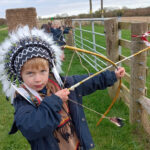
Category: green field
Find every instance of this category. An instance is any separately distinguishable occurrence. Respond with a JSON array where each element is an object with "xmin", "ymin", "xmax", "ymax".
[{"xmin": 0, "ymin": 25, "xmax": 150, "ymax": 150}]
